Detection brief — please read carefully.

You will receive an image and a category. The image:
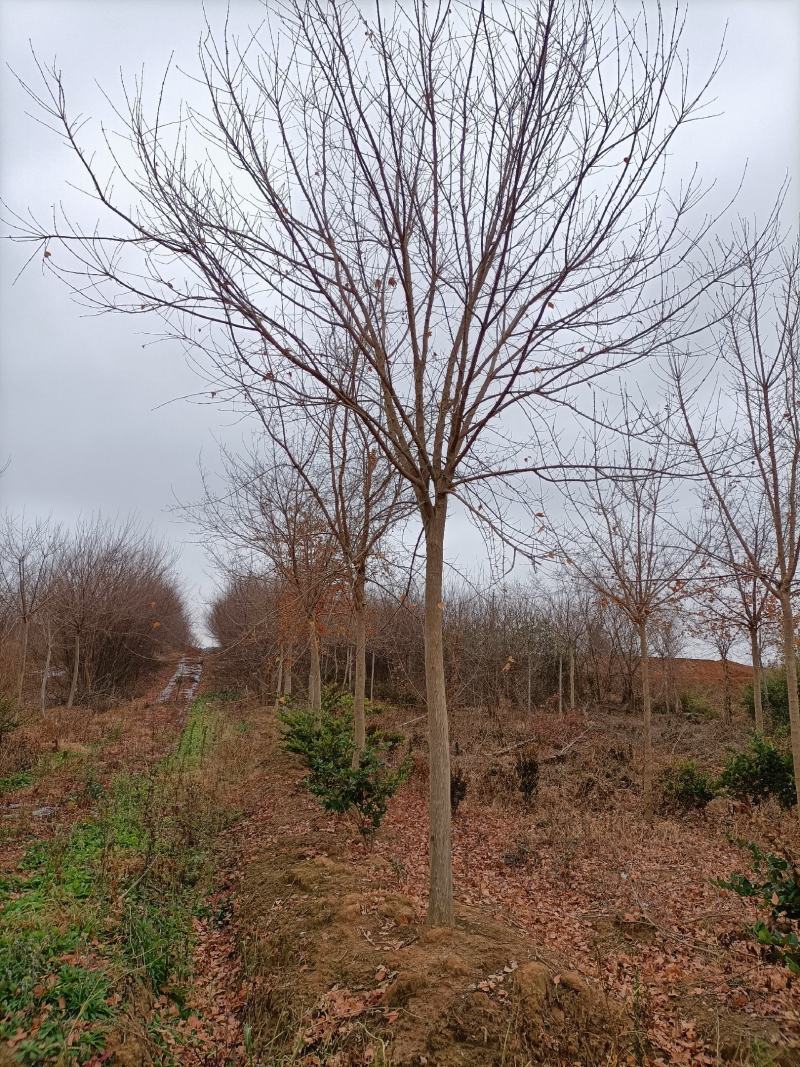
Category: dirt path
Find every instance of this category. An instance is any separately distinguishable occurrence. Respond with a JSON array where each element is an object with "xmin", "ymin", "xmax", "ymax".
[{"xmin": 158, "ymin": 653, "xmax": 204, "ymax": 704}]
